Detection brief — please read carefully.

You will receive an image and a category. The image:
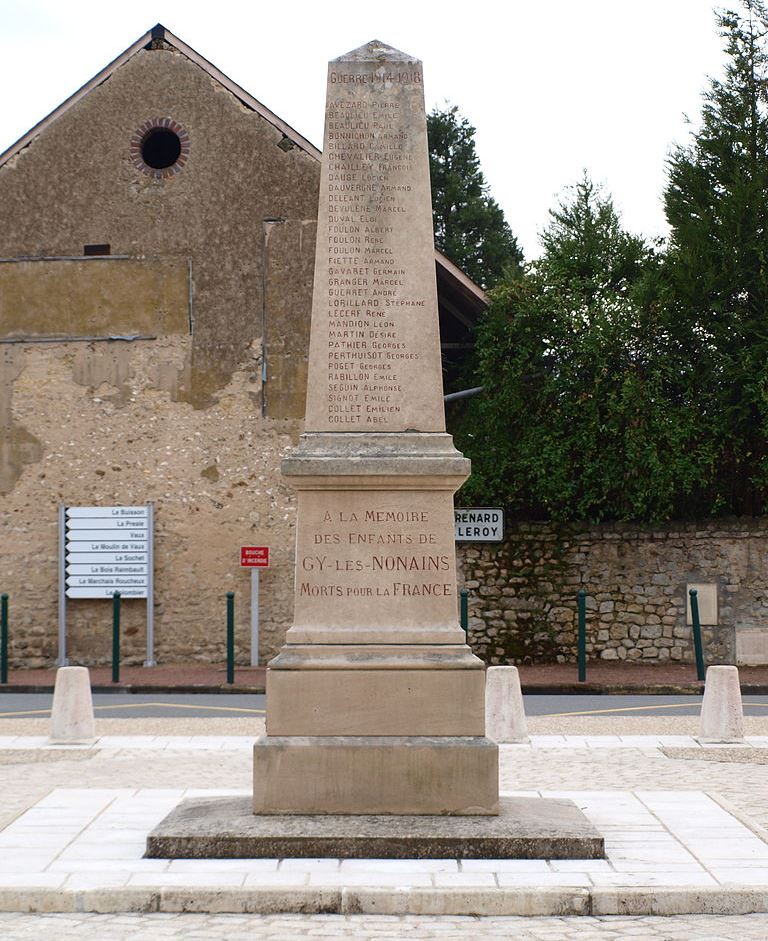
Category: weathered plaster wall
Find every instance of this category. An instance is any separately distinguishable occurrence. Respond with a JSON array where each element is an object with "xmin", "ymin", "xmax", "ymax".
[
  {"xmin": 0, "ymin": 44, "xmax": 318, "ymax": 410},
  {"xmin": 0, "ymin": 257, "xmax": 189, "ymax": 338},
  {"xmin": 1, "ymin": 338, "xmax": 298, "ymax": 666},
  {"xmin": 0, "ymin": 43, "xmax": 320, "ymax": 666},
  {"xmin": 457, "ymin": 521, "xmax": 768, "ymax": 666}
]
